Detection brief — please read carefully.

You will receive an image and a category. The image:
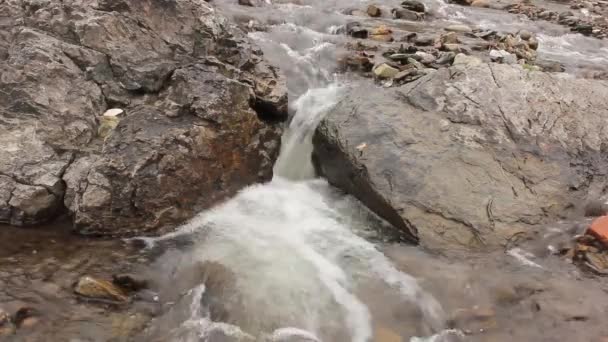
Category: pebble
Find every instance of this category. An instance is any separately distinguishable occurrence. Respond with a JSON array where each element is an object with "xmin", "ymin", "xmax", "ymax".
[
  {"xmin": 74, "ymin": 275, "xmax": 129, "ymax": 303},
  {"xmin": 102, "ymin": 108, "xmax": 124, "ymax": 117},
  {"xmin": 436, "ymin": 51, "xmax": 456, "ymax": 64},
  {"xmin": 489, "ymin": 49, "xmax": 517, "ymax": 64},
  {"xmin": 445, "ymin": 24, "xmax": 473, "ymax": 33},
  {"xmin": 367, "ymin": 4, "xmax": 382, "ymax": 17},
  {"xmin": 373, "ymin": 63, "xmax": 400, "ymax": 78},
  {"xmin": 401, "ymin": 0, "xmax": 426, "ymax": 13},
  {"xmin": 414, "ymin": 36, "xmax": 434, "ymax": 46},
  {"xmin": 392, "ymin": 8, "xmax": 421, "ymax": 20},
  {"xmin": 471, "ymin": 0, "xmax": 490, "ymax": 7},
  {"xmin": 518, "ymin": 29, "xmax": 532, "ymax": 40}
]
